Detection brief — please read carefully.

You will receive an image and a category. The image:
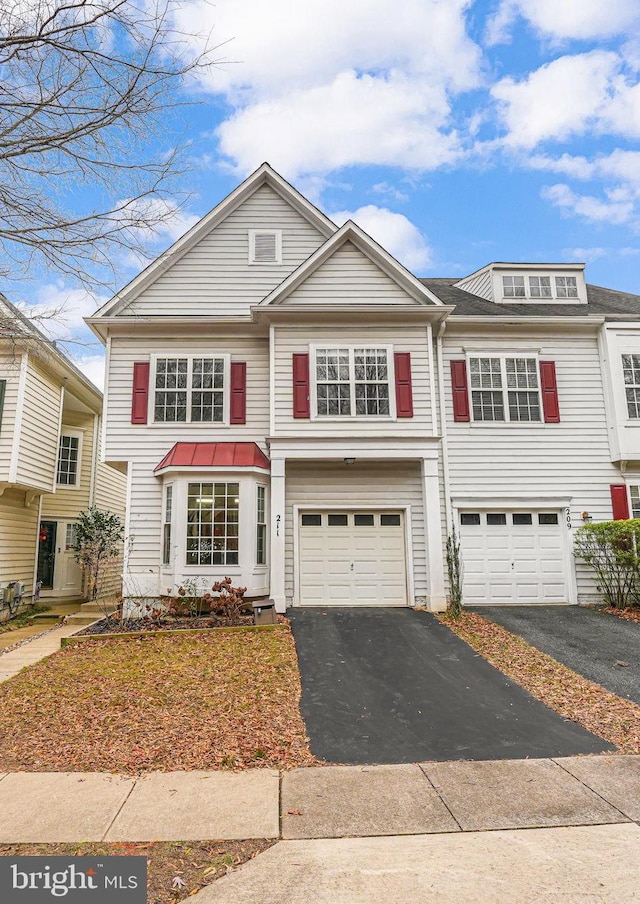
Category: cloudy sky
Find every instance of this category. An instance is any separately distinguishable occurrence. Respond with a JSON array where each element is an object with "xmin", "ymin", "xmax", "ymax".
[{"xmin": 8, "ymin": 0, "xmax": 640, "ymax": 388}]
